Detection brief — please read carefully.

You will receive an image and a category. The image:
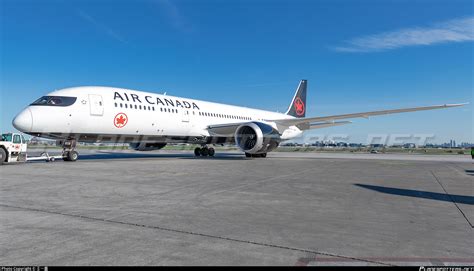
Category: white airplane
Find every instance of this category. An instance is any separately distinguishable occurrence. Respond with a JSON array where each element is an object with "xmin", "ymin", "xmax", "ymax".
[{"xmin": 12, "ymin": 80, "xmax": 465, "ymax": 161}]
